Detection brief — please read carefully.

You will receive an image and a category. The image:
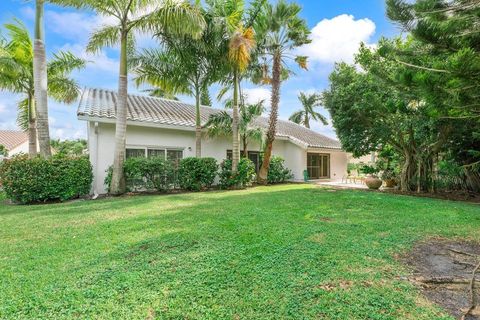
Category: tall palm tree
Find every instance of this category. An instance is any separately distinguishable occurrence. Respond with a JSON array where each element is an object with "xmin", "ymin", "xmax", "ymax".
[
  {"xmin": 207, "ymin": 0, "xmax": 258, "ymax": 172},
  {"xmin": 53, "ymin": 0, "xmax": 206, "ymax": 195},
  {"xmin": 33, "ymin": 0, "xmax": 51, "ymax": 157},
  {"xmin": 228, "ymin": 26, "xmax": 255, "ymax": 172},
  {"xmin": 205, "ymin": 97, "xmax": 265, "ymax": 157},
  {"xmin": 289, "ymin": 92, "xmax": 327, "ymax": 128},
  {"xmin": 256, "ymin": 0, "xmax": 310, "ymax": 184},
  {"xmin": 133, "ymin": 8, "xmax": 222, "ymax": 157},
  {"xmin": 0, "ymin": 20, "xmax": 85, "ymax": 156}
]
